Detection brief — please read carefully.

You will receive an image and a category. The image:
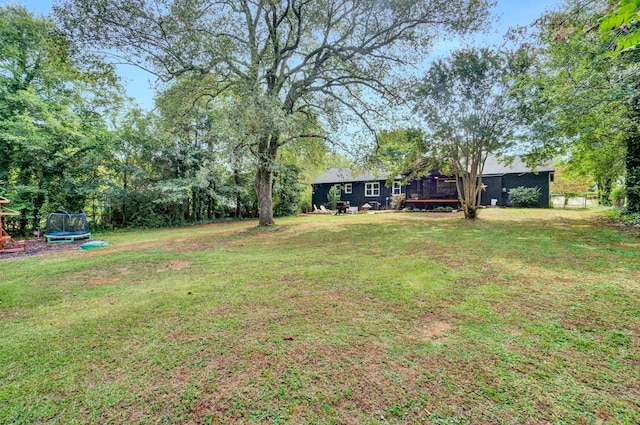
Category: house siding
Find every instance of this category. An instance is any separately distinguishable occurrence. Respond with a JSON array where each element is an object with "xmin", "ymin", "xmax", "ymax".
[
  {"xmin": 503, "ymin": 172, "xmax": 551, "ymax": 207},
  {"xmin": 480, "ymin": 172, "xmax": 552, "ymax": 207},
  {"xmin": 479, "ymin": 176, "xmax": 504, "ymax": 206},
  {"xmin": 312, "ymin": 180, "xmax": 402, "ymax": 210},
  {"xmin": 311, "ymin": 166, "xmax": 553, "ymax": 210}
]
